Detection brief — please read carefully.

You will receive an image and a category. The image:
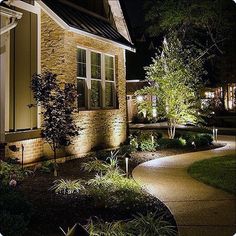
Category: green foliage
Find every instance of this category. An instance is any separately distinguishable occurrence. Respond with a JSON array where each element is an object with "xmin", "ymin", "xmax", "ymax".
[
  {"xmin": 85, "ymin": 212, "xmax": 176, "ymax": 236},
  {"xmin": 144, "ymin": 0, "xmax": 236, "ymax": 53},
  {"xmin": 87, "ymin": 168, "xmax": 142, "ymax": 207},
  {"xmin": 157, "ymin": 138, "xmax": 184, "ymax": 149},
  {"xmin": 0, "ymin": 161, "xmax": 32, "ymax": 185},
  {"xmin": 129, "ymin": 135, "xmax": 139, "ymax": 152},
  {"xmin": 135, "ymin": 36, "xmax": 205, "ymax": 139},
  {"xmin": 194, "ymin": 134, "xmax": 213, "ymax": 147},
  {"xmin": 49, "ymin": 179, "xmax": 85, "ymax": 194},
  {"xmin": 128, "ymin": 212, "xmax": 177, "ymax": 236},
  {"xmin": 182, "ymin": 133, "xmax": 213, "ymax": 147},
  {"xmin": 140, "ymin": 139, "xmax": 156, "ymax": 152},
  {"xmin": 0, "ymin": 187, "xmax": 32, "ymax": 236},
  {"xmin": 81, "ymin": 158, "xmax": 107, "ymax": 173},
  {"xmin": 86, "ymin": 219, "xmax": 128, "ymax": 236},
  {"xmin": 37, "ymin": 160, "xmax": 54, "ymax": 173},
  {"xmin": 31, "ymin": 72, "xmax": 80, "ymax": 175}
]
